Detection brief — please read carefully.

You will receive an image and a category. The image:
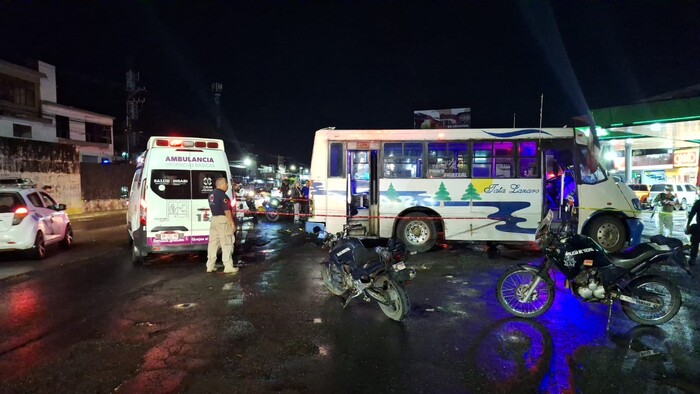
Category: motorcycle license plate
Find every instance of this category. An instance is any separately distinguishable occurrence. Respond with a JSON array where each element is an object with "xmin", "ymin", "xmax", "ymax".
[{"xmin": 393, "ymin": 262, "xmax": 406, "ymax": 271}]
